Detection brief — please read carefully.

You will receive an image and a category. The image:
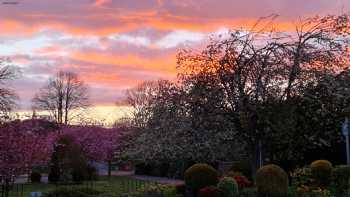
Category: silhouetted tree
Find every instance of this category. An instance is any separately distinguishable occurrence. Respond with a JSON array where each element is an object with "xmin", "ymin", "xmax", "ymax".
[
  {"xmin": 0, "ymin": 59, "xmax": 18, "ymax": 119},
  {"xmin": 32, "ymin": 71, "xmax": 89, "ymax": 125},
  {"xmin": 177, "ymin": 14, "xmax": 350, "ymax": 170},
  {"xmin": 119, "ymin": 14, "xmax": 350, "ymax": 174},
  {"xmin": 126, "ymin": 80, "xmax": 168, "ymax": 128}
]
